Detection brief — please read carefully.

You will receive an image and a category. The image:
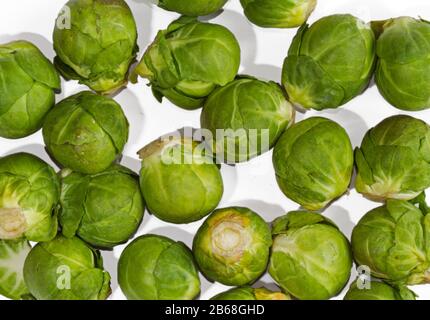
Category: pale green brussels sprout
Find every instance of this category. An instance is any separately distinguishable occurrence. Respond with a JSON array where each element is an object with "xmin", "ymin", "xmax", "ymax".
[
  {"xmin": 43, "ymin": 91, "xmax": 129, "ymax": 175},
  {"xmin": 211, "ymin": 286, "xmax": 291, "ymax": 300},
  {"xmin": 118, "ymin": 234, "xmax": 200, "ymax": 300},
  {"xmin": 241, "ymin": 0, "xmax": 317, "ymax": 28},
  {"xmin": 201, "ymin": 76, "xmax": 295, "ymax": 163},
  {"xmin": 132, "ymin": 17, "xmax": 240, "ymax": 110},
  {"xmin": 53, "ymin": 0, "xmax": 138, "ymax": 94},
  {"xmin": 59, "ymin": 165, "xmax": 144, "ymax": 248},
  {"xmin": 0, "ymin": 153, "xmax": 59, "ymax": 242},
  {"xmin": 351, "ymin": 195, "xmax": 430, "ymax": 285},
  {"xmin": 273, "ymin": 117, "xmax": 353, "ymax": 210},
  {"xmin": 0, "ymin": 41, "xmax": 60, "ymax": 139},
  {"xmin": 23, "ymin": 236, "xmax": 111, "ymax": 300},
  {"xmin": 158, "ymin": 0, "xmax": 228, "ymax": 16},
  {"xmin": 138, "ymin": 135, "xmax": 223, "ymax": 224},
  {"xmin": 282, "ymin": 14, "xmax": 376, "ymax": 110},
  {"xmin": 269, "ymin": 211, "xmax": 352, "ymax": 300},
  {"xmin": 193, "ymin": 207, "xmax": 272, "ymax": 286},
  {"xmin": 344, "ymin": 280, "xmax": 416, "ymax": 300},
  {"xmin": 355, "ymin": 115, "xmax": 430, "ymax": 201},
  {"xmin": 373, "ymin": 18, "xmax": 430, "ymax": 111},
  {"xmin": 0, "ymin": 239, "xmax": 31, "ymax": 300}
]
